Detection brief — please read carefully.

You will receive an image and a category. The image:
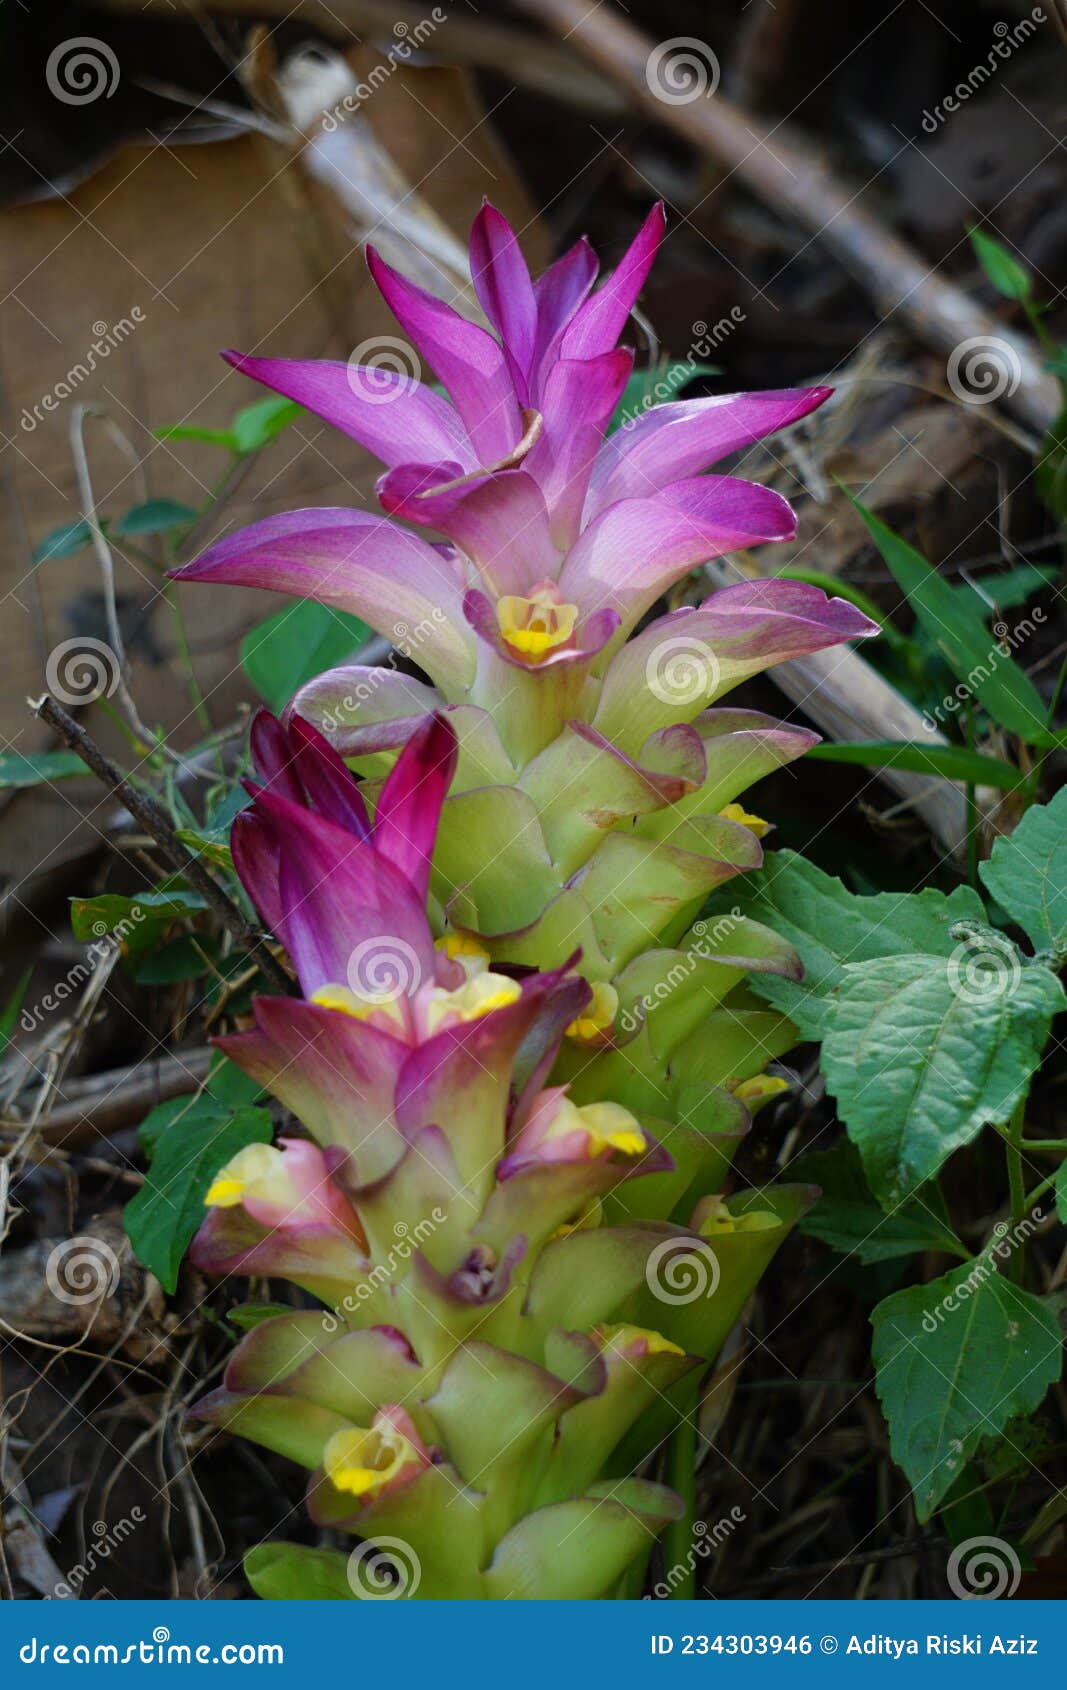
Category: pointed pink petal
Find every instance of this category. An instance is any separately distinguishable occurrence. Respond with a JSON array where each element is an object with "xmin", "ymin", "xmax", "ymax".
[
  {"xmin": 532, "ymin": 236, "xmax": 598, "ymax": 381},
  {"xmin": 367, "ymin": 246, "xmax": 522, "ymax": 464},
  {"xmin": 470, "ymin": 203, "xmax": 538, "ymax": 399},
  {"xmin": 525, "ymin": 349, "xmax": 633, "ymax": 548},
  {"xmin": 220, "ymin": 350, "xmax": 471, "ymax": 469},
  {"xmin": 214, "ymin": 996, "xmax": 406, "ymax": 1173},
  {"xmin": 558, "ymin": 475, "xmax": 798, "ymax": 636},
  {"xmin": 170, "ymin": 508, "xmax": 475, "ymax": 696},
  {"xmin": 586, "ymin": 386, "xmax": 833, "ymax": 515},
  {"xmin": 558, "ymin": 204, "xmax": 665, "ymax": 361},
  {"xmin": 284, "ymin": 714, "xmax": 372, "ymax": 838},
  {"xmin": 373, "ymin": 713, "xmax": 458, "ymax": 903},
  {"xmin": 437, "ymin": 470, "xmax": 557, "ymax": 596}
]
